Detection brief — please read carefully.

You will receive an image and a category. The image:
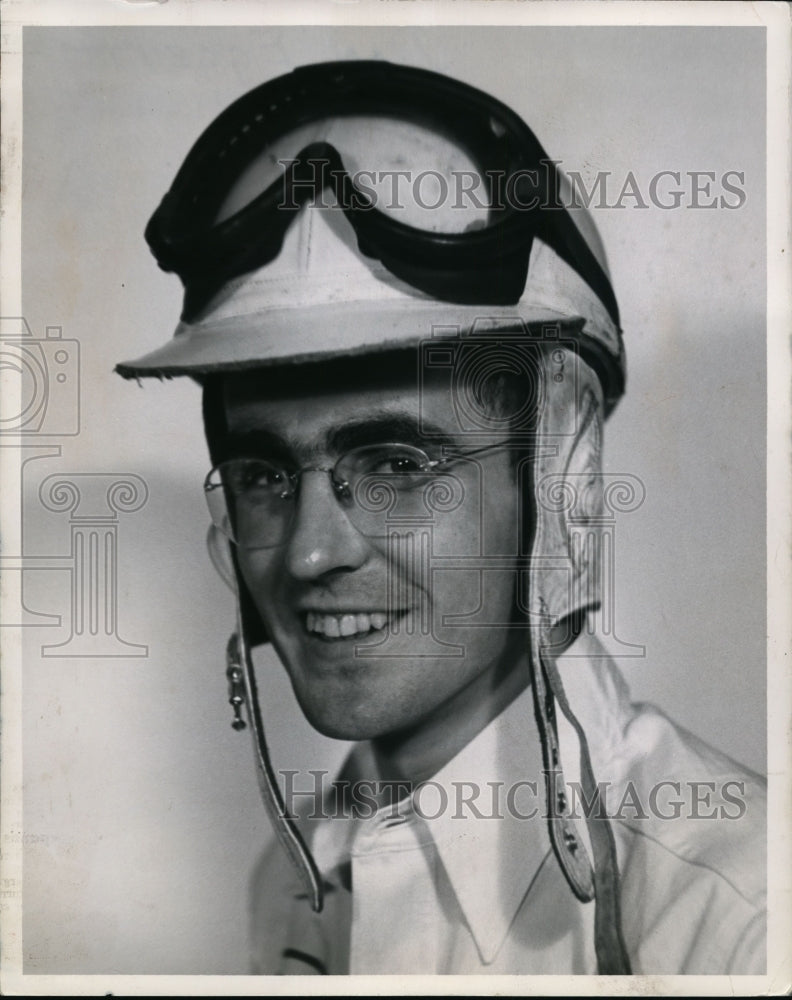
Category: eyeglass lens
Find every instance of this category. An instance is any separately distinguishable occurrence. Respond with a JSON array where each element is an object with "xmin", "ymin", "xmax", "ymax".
[{"xmin": 205, "ymin": 443, "xmax": 458, "ymax": 548}]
